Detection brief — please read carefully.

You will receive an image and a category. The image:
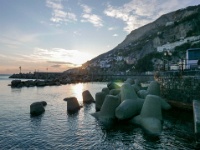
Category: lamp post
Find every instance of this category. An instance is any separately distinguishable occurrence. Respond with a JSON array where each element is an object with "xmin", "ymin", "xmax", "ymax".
[
  {"xmin": 163, "ymin": 50, "xmax": 172, "ymax": 71},
  {"xmin": 19, "ymin": 66, "xmax": 21, "ymax": 74}
]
